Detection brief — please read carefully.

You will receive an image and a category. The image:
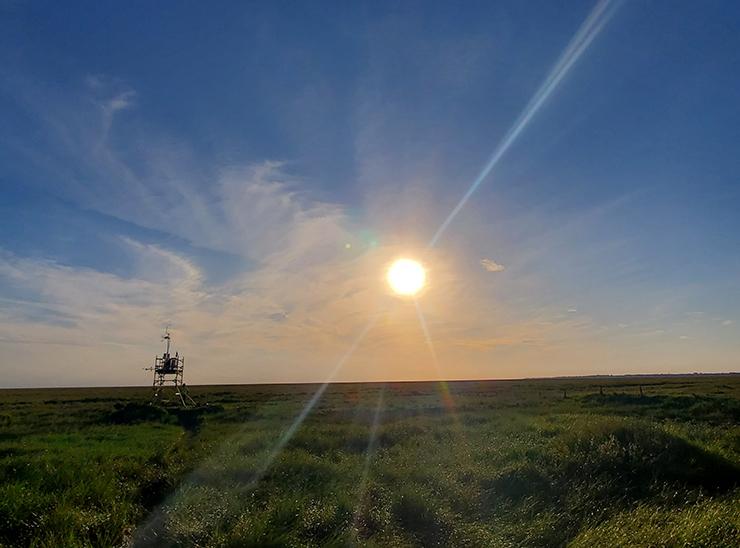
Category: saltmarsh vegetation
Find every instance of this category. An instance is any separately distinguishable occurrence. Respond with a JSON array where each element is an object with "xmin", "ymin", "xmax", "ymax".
[{"xmin": 0, "ymin": 376, "xmax": 738, "ymax": 547}]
